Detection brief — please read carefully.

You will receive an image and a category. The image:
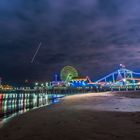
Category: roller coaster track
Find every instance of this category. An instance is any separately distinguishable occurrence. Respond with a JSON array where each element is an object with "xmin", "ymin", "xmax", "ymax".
[{"xmin": 96, "ymin": 67, "xmax": 140, "ymax": 84}]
